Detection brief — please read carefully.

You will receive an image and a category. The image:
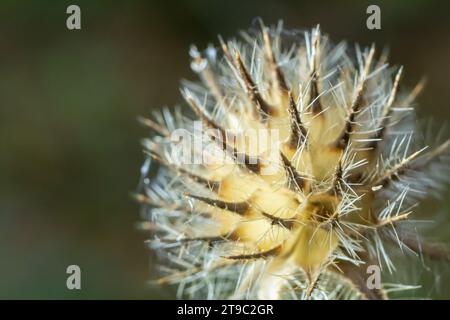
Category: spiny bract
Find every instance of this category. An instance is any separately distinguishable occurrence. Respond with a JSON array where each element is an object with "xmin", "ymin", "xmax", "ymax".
[{"xmin": 137, "ymin": 22, "xmax": 450, "ymax": 300}]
